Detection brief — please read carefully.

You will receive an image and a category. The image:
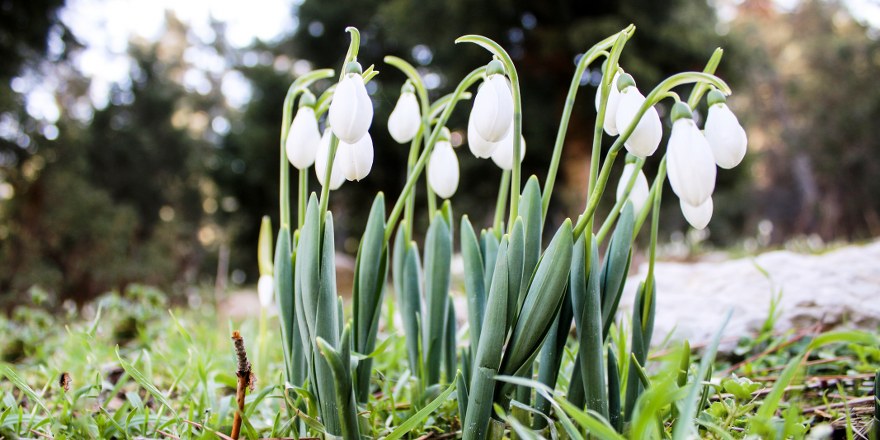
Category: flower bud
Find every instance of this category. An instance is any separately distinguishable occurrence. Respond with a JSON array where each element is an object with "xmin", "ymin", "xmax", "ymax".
[
  {"xmin": 257, "ymin": 274, "xmax": 274, "ymax": 308},
  {"xmin": 427, "ymin": 140, "xmax": 459, "ymax": 199},
  {"xmin": 467, "ymin": 111, "xmax": 500, "ymax": 158},
  {"xmin": 388, "ymin": 89, "xmax": 421, "ymax": 144},
  {"xmin": 704, "ymin": 102, "xmax": 747, "ymax": 169},
  {"xmin": 594, "ymin": 71, "xmax": 622, "ymax": 136},
  {"xmin": 667, "ymin": 113, "xmax": 716, "ymax": 207},
  {"xmin": 314, "ymin": 128, "xmax": 345, "ymax": 190},
  {"xmin": 615, "ymin": 163, "xmax": 650, "ymax": 213},
  {"xmin": 615, "ymin": 84, "xmax": 662, "ymax": 157},
  {"xmin": 680, "ymin": 197, "xmax": 713, "ymax": 230},
  {"xmin": 490, "ymin": 128, "xmax": 526, "ymax": 171},
  {"xmin": 286, "ymin": 106, "xmax": 321, "ymax": 169},
  {"xmin": 329, "ymin": 72, "xmax": 373, "ymax": 144},
  {"xmin": 470, "ymin": 73, "xmax": 513, "ymax": 142},
  {"xmin": 339, "ymin": 132, "xmax": 374, "ymax": 181}
]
